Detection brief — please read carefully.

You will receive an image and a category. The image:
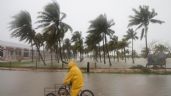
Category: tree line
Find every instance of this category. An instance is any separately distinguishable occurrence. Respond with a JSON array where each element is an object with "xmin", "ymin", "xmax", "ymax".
[{"xmin": 9, "ymin": 1, "xmax": 165, "ymax": 67}]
